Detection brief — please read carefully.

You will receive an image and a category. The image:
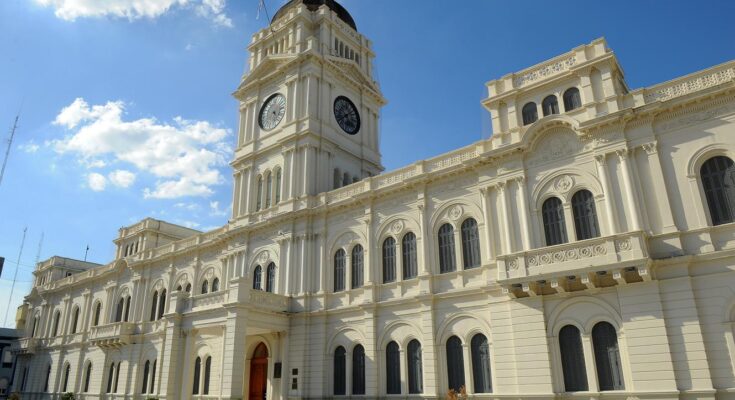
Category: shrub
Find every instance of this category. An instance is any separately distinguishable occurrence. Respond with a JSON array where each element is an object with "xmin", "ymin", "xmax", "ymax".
[{"xmin": 60, "ymin": 393, "xmax": 75, "ymax": 400}]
